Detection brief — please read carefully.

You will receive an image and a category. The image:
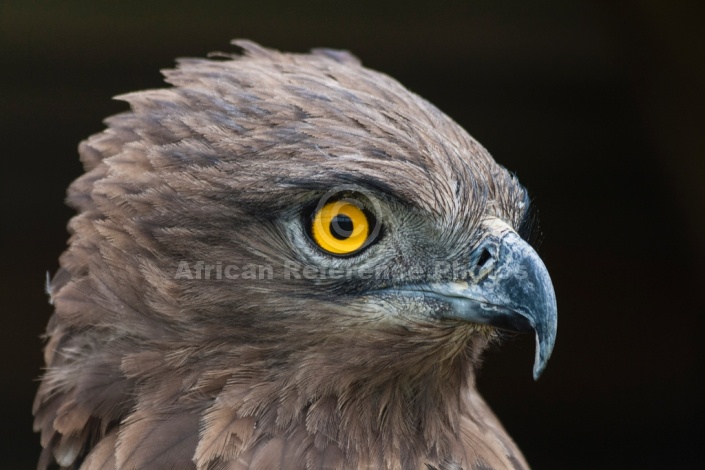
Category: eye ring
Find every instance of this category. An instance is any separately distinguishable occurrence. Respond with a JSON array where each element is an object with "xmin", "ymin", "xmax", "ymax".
[{"xmin": 308, "ymin": 199, "xmax": 377, "ymax": 256}]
